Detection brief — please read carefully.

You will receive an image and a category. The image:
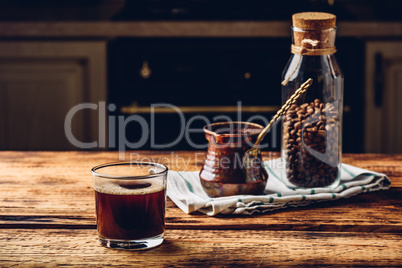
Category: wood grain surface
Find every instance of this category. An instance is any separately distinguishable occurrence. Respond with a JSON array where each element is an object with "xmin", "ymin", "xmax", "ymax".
[
  {"xmin": 0, "ymin": 151, "xmax": 401, "ymax": 266},
  {"xmin": 1, "ymin": 229, "xmax": 401, "ymax": 267}
]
